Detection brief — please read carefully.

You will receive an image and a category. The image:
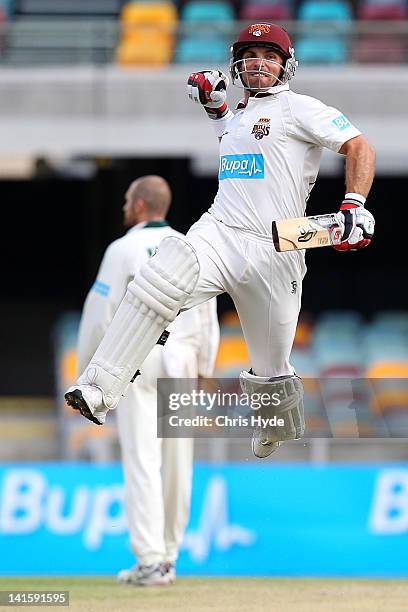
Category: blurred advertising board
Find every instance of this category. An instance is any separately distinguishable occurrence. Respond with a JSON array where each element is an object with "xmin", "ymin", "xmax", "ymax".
[{"xmin": 1, "ymin": 464, "xmax": 408, "ymax": 576}]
